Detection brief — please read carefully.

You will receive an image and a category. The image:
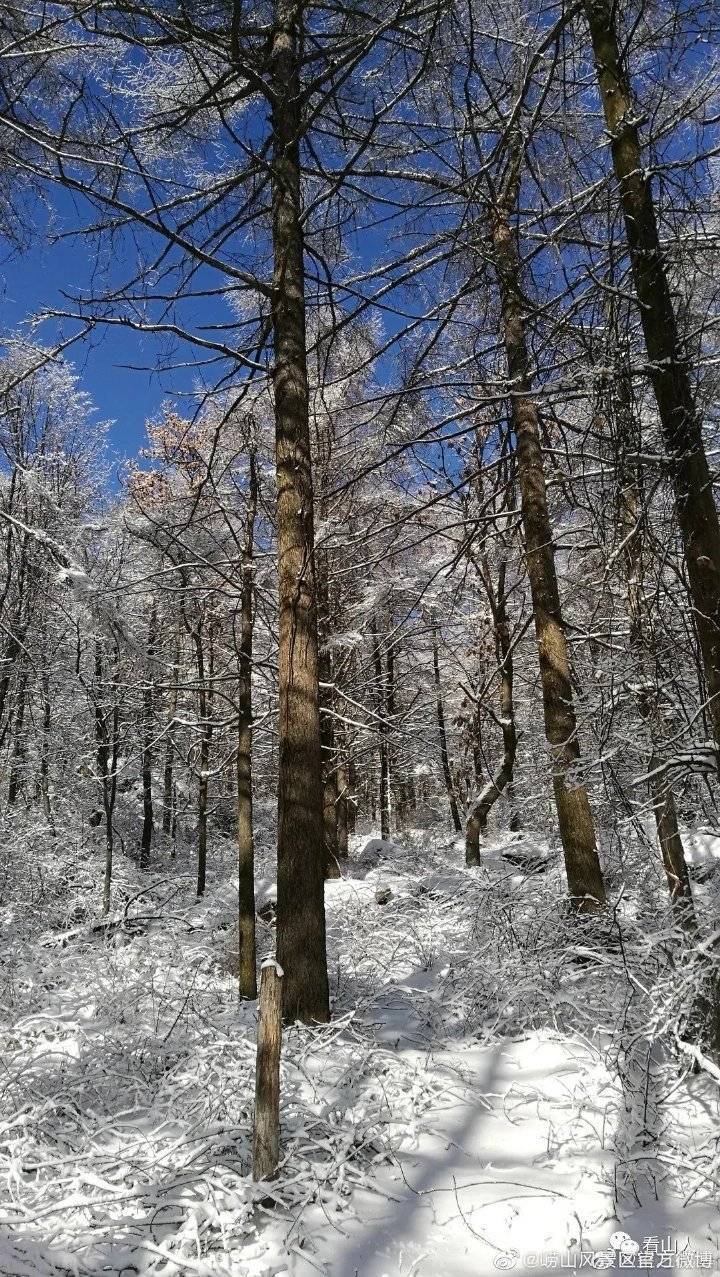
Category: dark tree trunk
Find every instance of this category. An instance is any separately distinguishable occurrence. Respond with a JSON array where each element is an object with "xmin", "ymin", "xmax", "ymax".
[
  {"xmin": 584, "ymin": 0, "xmax": 720, "ymax": 764},
  {"xmin": 336, "ymin": 755, "xmax": 350, "ymax": 860},
  {"xmin": 162, "ymin": 625, "xmax": 181, "ymax": 838},
  {"xmin": 432, "ymin": 626, "xmax": 462, "ymax": 834},
  {"xmin": 7, "ymin": 669, "xmax": 27, "ymax": 805},
  {"xmin": 347, "ymin": 755, "xmax": 358, "ymax": 834},
  {"xmin": 336, "ymin": 717, "xmax": 351, "ymax": 859},
  {"xmin": 613, "ymin": 360, "xmax": 697, "ymax": 927},
  {"xmin": 238, "ymin": 449, "xmax": 258, "ymax": 1000},
  {"xmin": 39, "ymin": 670, "xmax": 53, "ymax": 829},
  {"xmin": 372, "ymin": 622, "xmax": 391, "ymax": 839},
  {"xmin": 194, "ymin": 616, "xmax": 213, "ymax": 898},
  {"xmin": 271, "ymin": 0, "xmax": 329, "ymax": 1024},
  {"xmin": 140, "ymin": 605, "xmax": 157, "ymax": 870},
  {"xmin": 466, "ymin": 561, "xmax": 518, "ymax": 865},
  {"xmin": 492, "ymin": 141, "xmax": 605, "ymax": 911},
  {"xmin": 318, "ymin": 553, "xmax": 340, "ymax": 880},
  {"xmin": 94, "ymin": 641, "xmax": 113, "ymax": 914}
]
